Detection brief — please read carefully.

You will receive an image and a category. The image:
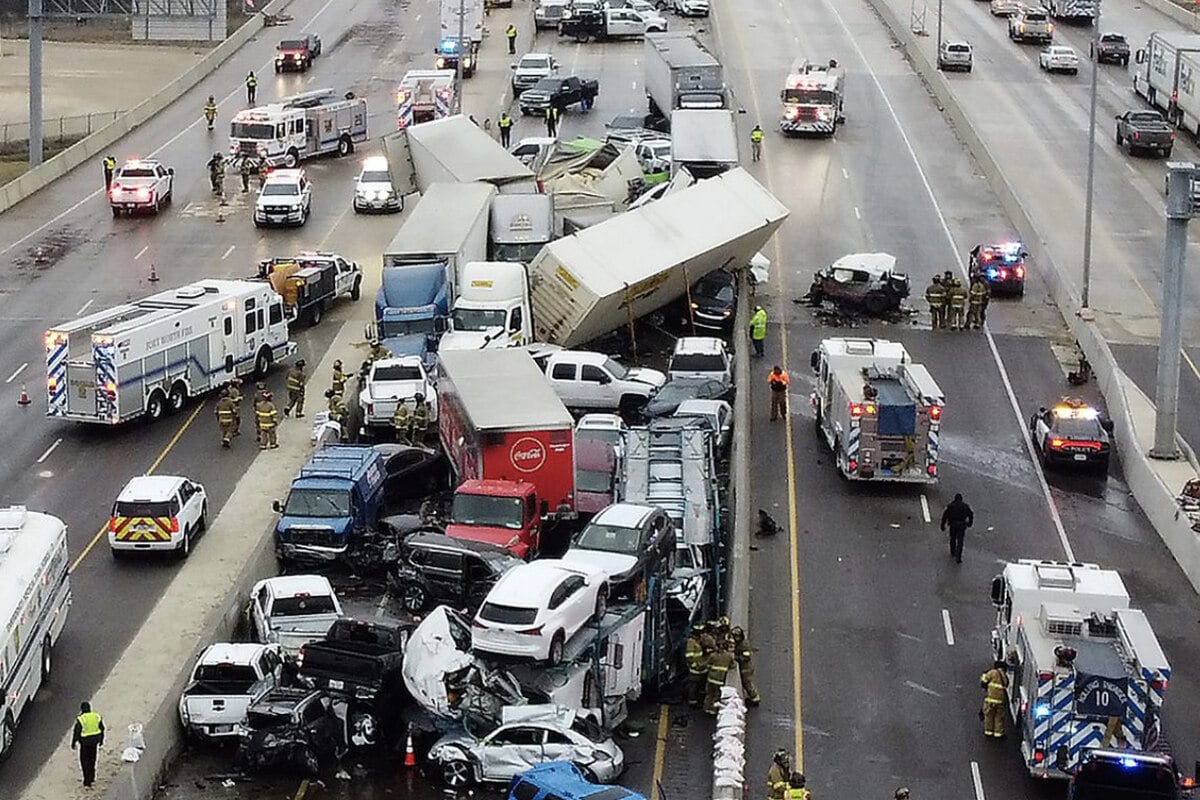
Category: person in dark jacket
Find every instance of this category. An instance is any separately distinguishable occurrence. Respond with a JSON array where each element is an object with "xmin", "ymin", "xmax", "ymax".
[
  {"xmin": 72, "ymin": 701, "xmax": 105, "ymax": 787},
  {"xmin": 940, "ymin": 493, "xmax": 974, "ymax": 563}
]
